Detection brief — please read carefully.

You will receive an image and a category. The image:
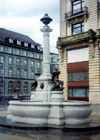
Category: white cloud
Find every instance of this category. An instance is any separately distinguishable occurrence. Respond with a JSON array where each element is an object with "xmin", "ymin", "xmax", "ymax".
[{"xmin": 0, "ymin": 0, "xmax": 59, "ymax": 53}]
